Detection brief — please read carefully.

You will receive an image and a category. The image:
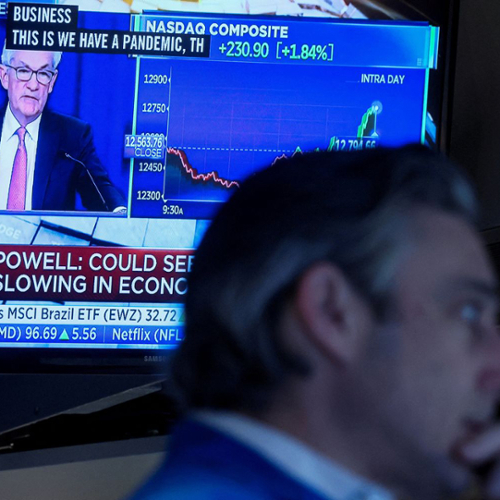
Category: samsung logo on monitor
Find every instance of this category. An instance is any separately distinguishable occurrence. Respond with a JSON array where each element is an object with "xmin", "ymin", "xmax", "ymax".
[{"xmin": 144, "ymin": 355, "xmax": 168, "ymax": 363}]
